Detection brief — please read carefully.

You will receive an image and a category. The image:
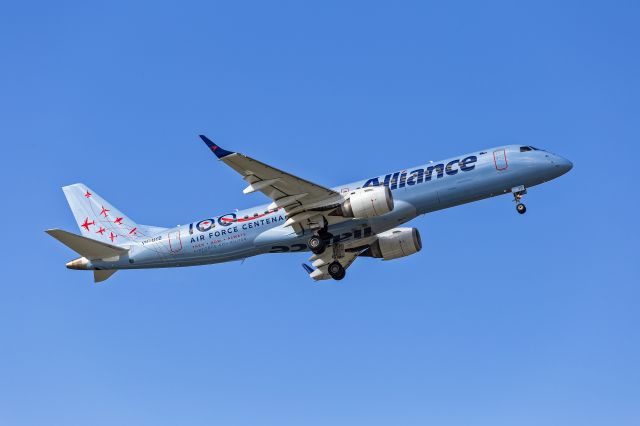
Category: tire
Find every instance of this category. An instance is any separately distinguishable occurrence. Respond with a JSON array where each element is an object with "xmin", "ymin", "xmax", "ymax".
[
  {"xmin": 328, "ymin": 261, "xmax": 345, "ymax": 280},
  {"xmin": 308, "ymin": 236, "xmax": 326, "ymax": 254},
  {"xmin": 516, "ymin": 203, "xmax": 527, "ymax": 214}
]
